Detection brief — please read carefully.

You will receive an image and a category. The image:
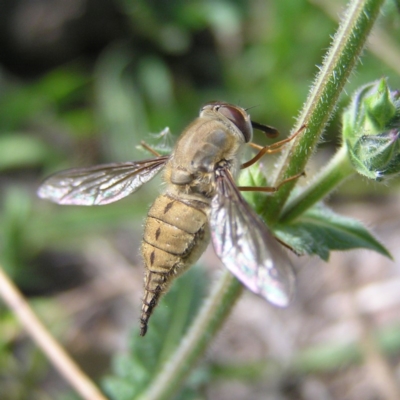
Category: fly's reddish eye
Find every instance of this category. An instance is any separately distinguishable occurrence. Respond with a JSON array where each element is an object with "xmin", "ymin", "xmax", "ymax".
[{"xmin": 217, "ymin": 105, "xmax": 253, "ymax": 142}]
